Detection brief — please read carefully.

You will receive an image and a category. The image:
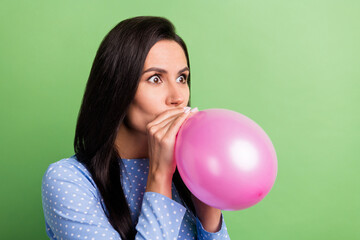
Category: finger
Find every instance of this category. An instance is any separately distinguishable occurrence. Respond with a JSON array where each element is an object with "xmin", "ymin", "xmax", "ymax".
[
  {"xmin": 151, "ymin": 117, "xmax": 175, "ymax": 142},
  {"xmin": 151, "ymin": 113, "xmax": 182, "ymax": 132},
  {"xmin": 153, "ymin": 109, "xmax": 191, "ymax": 142},
  {"xmin": 163, "ymin": 110, "xmax": 192, "ymax": 140},
  {"xmin": 147, "ymin": 112, "xmax": 183, "ymax": 138},
  {"xmin": 148, "ymin": 107, "xmax": 190, "ymax": 127}
]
